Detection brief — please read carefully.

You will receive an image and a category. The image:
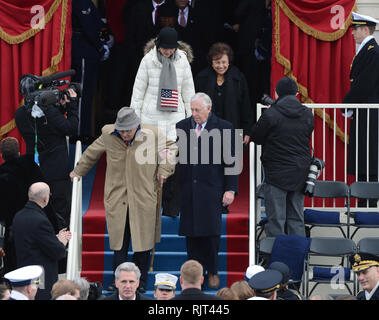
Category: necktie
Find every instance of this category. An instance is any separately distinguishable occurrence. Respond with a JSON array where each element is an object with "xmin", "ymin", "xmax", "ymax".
[
  {"xmin": 179, "ymin": 10, "xmax": 186, "ymax": 27},
  {"xmin": 196, "ymin": 125, "xmax": 202, "ymax": 138},
  {"xmin": 154, "ymin": 4, "xmax": 160, "ymax": 25}
]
